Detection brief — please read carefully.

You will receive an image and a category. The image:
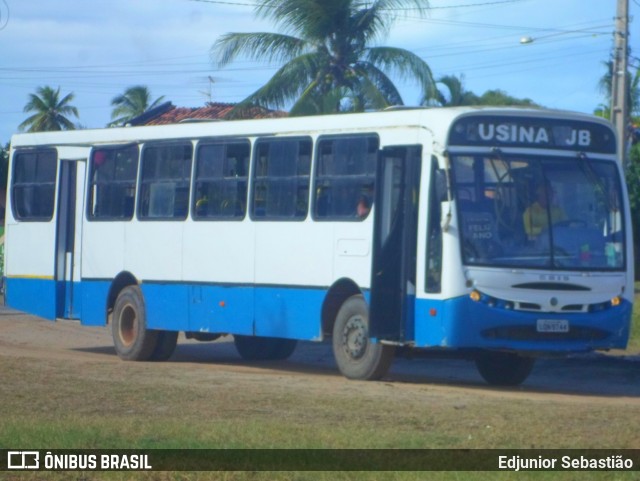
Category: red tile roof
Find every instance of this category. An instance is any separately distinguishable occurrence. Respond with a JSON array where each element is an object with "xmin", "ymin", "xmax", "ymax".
[{"xmin": 139, "ymin": 102, "xmax": 287, "ymax": 126}]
